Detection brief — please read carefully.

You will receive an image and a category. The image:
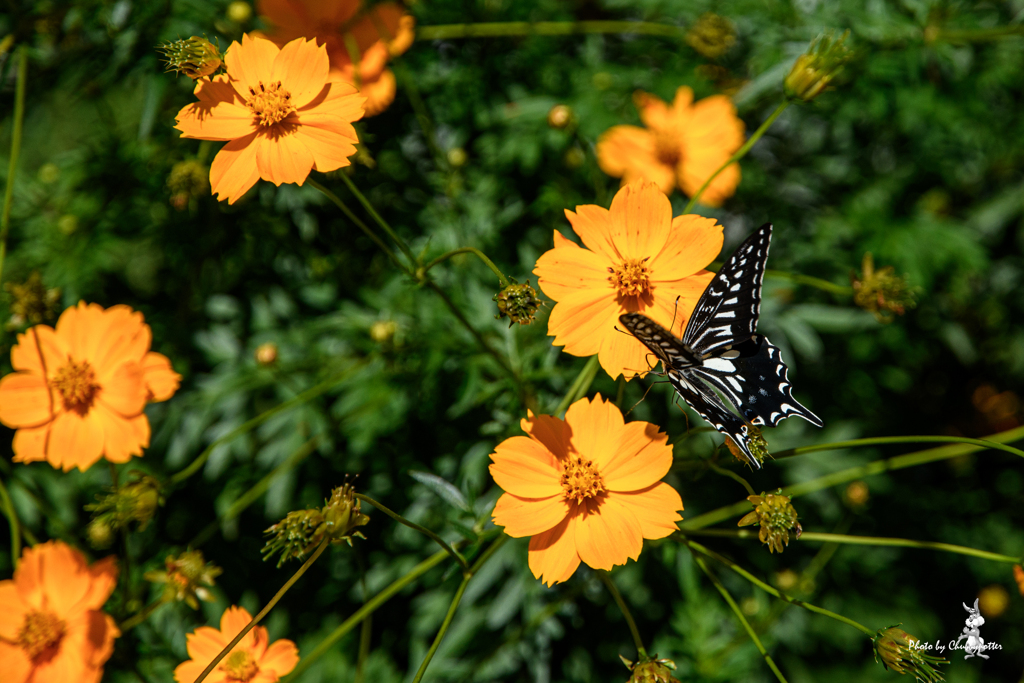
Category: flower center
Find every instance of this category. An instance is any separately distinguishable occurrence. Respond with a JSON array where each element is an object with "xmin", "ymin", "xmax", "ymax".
[
  {"xmin": 51, "ymin": 359, "xmax": 99, "ymax": 414},
  {"xmin": 246, "ymin": 81, "xmax": 293, "ymax": 127},
  {"xmin": 219, "ymin": 650, "xmax": 260, "ymax": 682},
  {"xmin": 560, "ymin": 454, "xmax": 605, "ymax": 503},
  {"xmin": 608, "ymin": 257, "xmax": 652, "ymax": 298},
  {"xmin": 18, "ymin": 610, "xmax": 65, "ymax": 661},
  {"xmin": 653, "ymin": 131, "xmax": 682, "ymax": 167}
]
